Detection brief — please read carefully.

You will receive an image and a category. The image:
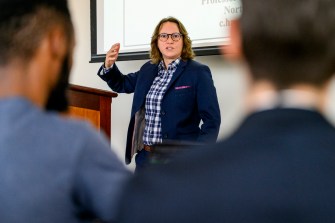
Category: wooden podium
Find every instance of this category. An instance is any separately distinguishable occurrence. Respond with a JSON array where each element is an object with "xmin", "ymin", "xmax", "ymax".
[{"xmin": 67, "ymin": 84, "xmax": 118, "ymax": 140}]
